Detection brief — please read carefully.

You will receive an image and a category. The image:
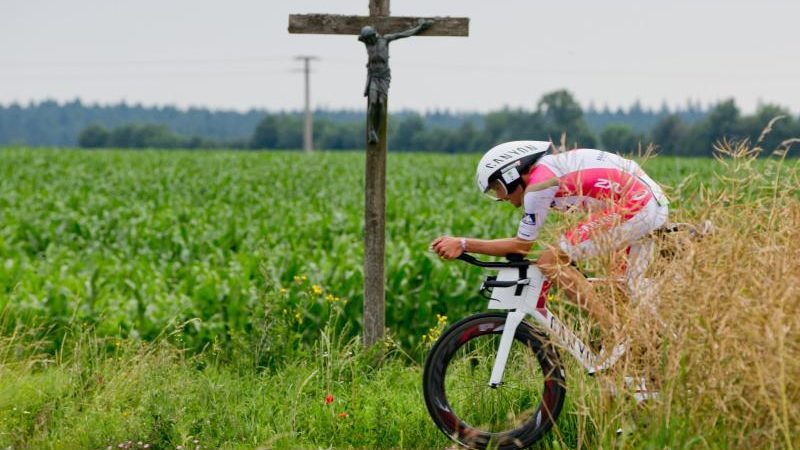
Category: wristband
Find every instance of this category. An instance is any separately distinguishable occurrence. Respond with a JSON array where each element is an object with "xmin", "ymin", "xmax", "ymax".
[{"xmin": 459, "ymin": 238, "xmax": 467, "ymax": 252}]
